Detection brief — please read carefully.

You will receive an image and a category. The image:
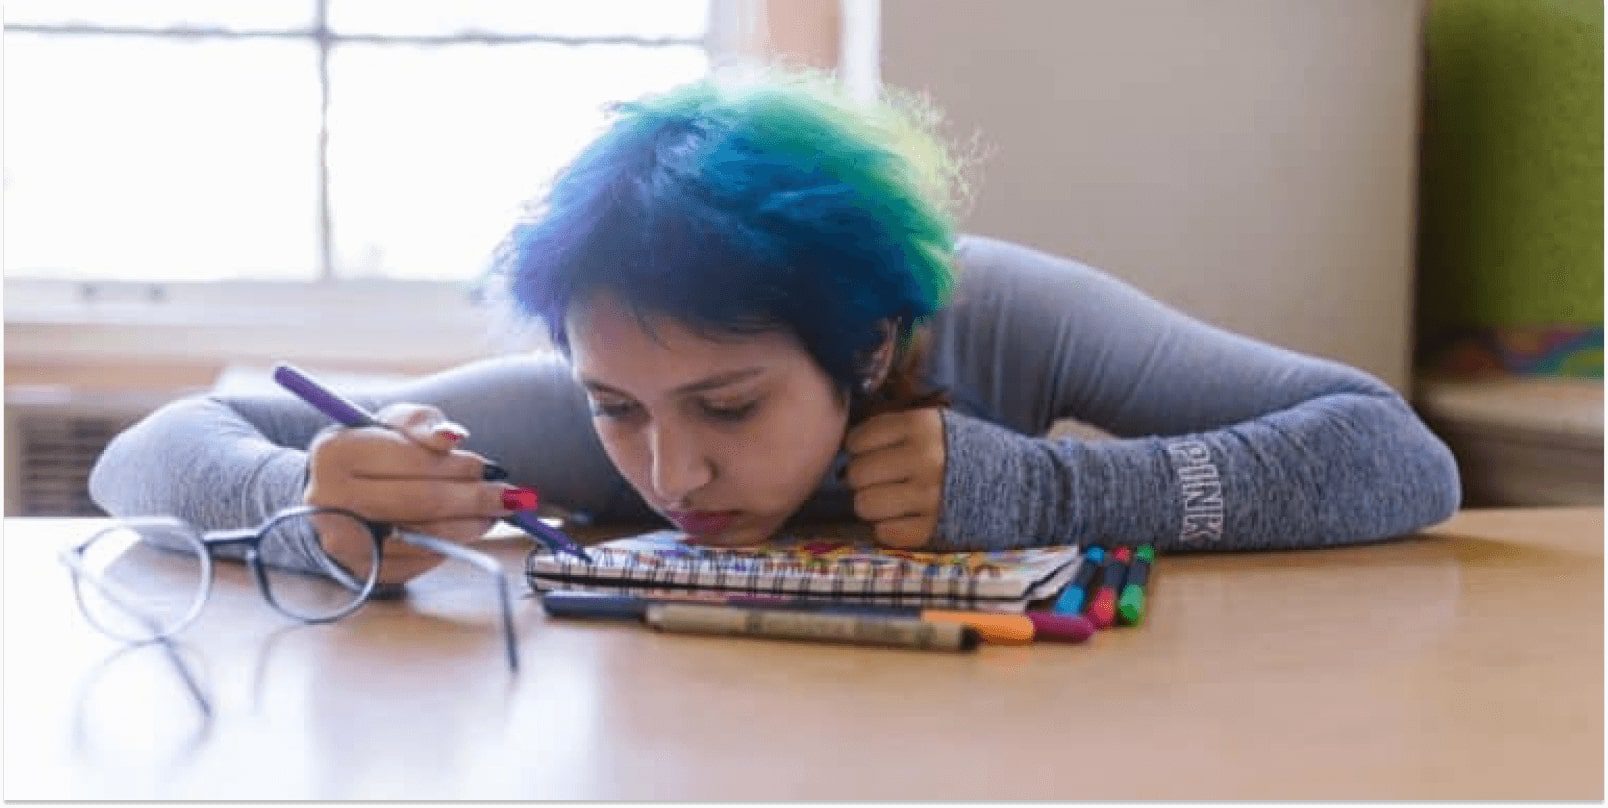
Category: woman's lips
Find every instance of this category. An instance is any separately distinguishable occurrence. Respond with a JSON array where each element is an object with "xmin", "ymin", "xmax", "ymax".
[{"xmin": 666, "ymin": 510, "xmax": 738, "ymax": 535}]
